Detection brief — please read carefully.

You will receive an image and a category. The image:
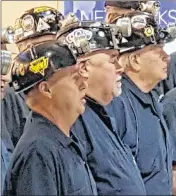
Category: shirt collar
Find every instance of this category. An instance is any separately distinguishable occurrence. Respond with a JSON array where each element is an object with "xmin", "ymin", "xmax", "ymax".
[
  {"xmin": 31, "ymin": 111, "xmax": 73, "ymax": 148},
  {"xmin": 122, "ymin": 74, "xmax": 153, "ymax": 105},
  {"xmin": 122, "ymin": 74, "xmax": 163, "ymax": 117}
]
